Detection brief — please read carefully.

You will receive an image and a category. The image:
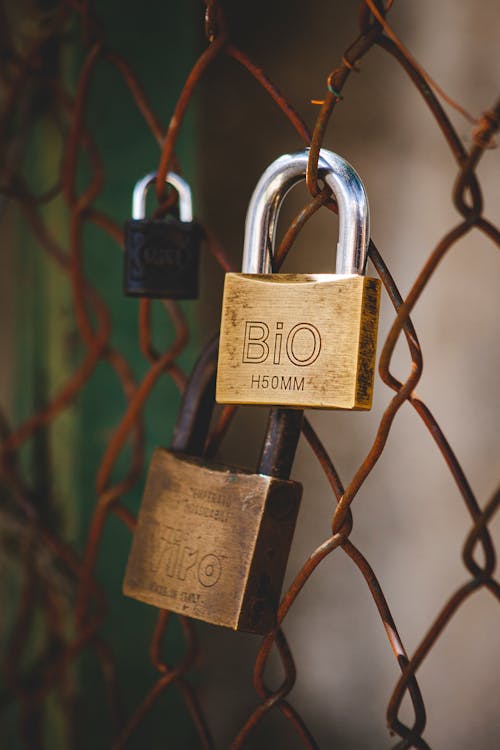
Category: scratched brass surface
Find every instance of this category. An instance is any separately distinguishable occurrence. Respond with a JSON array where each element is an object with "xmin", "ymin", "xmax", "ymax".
[
  {"xmin": 216, "ymin": 273, "xmax": 381, "ymax": 409},
  {"xmin": 123, "ymin": 449, "xmax": 302, "ymax": 634}
]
